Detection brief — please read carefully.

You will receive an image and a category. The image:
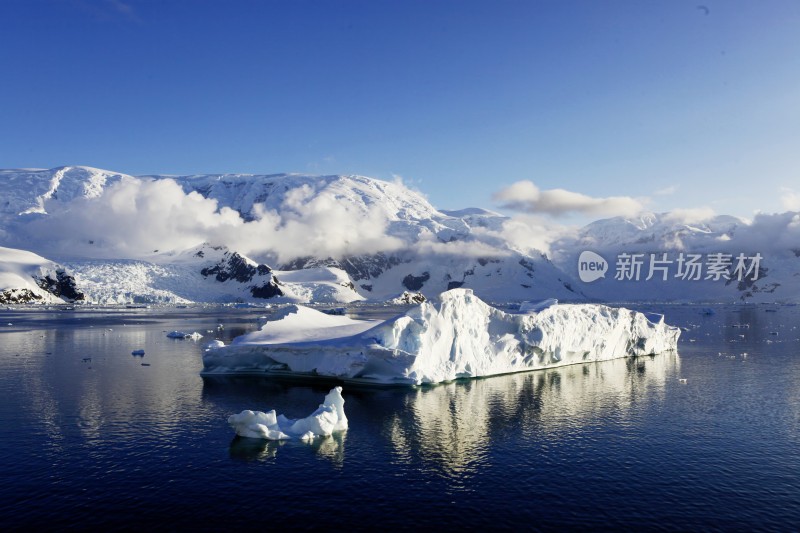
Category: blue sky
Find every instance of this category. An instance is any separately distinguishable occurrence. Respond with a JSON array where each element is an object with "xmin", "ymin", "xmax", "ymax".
[{"xmin": 2, "ymin": 0, "xmax": 799, "ymax": 219}]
